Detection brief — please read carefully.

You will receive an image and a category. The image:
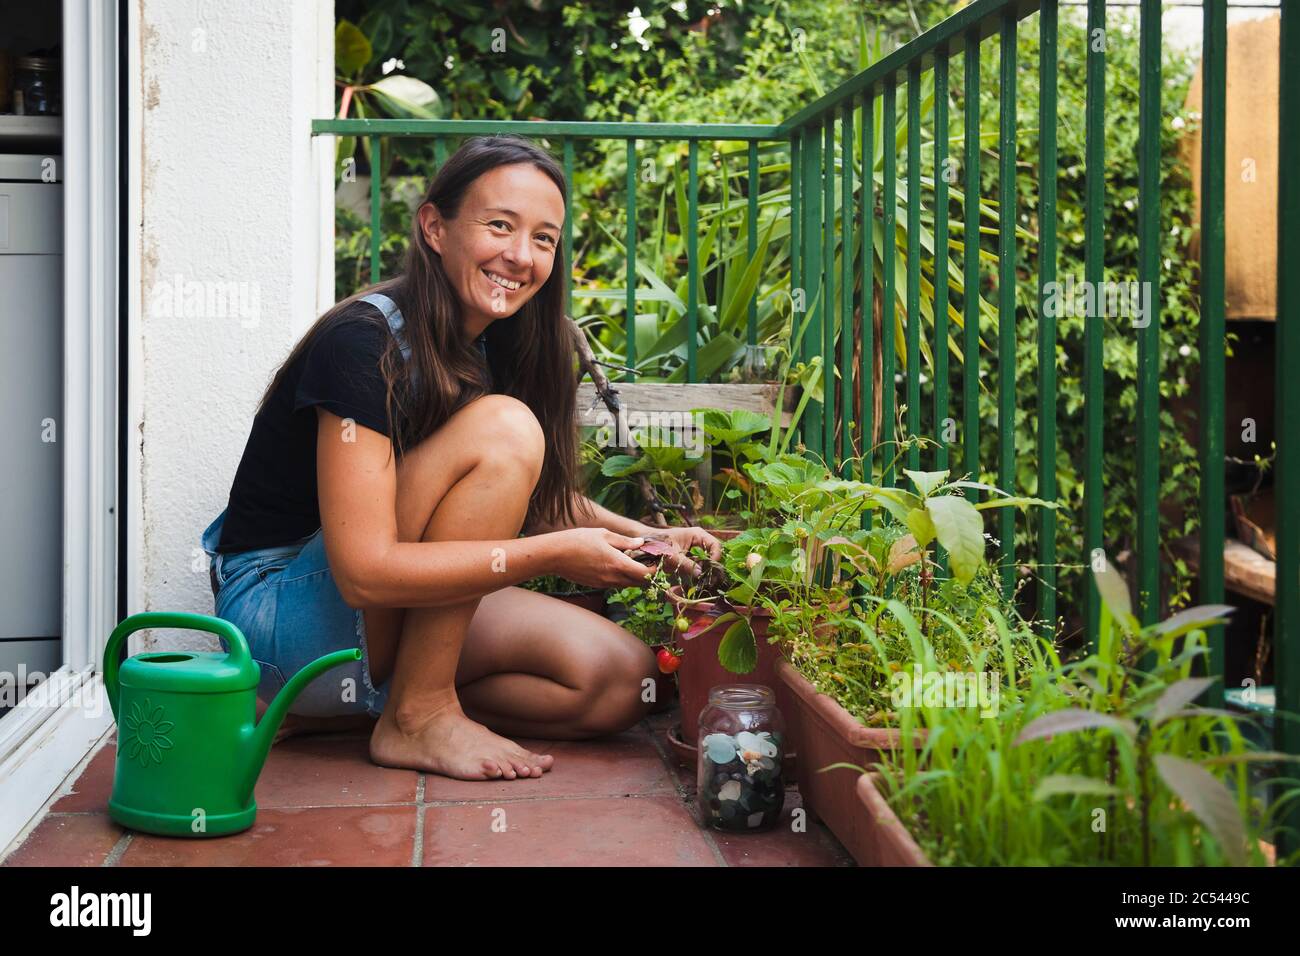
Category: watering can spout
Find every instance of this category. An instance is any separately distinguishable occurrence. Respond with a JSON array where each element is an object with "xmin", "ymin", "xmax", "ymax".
[{"xmin": 242, "ymin": 648, "xmax": 362, "ymax": 800}]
